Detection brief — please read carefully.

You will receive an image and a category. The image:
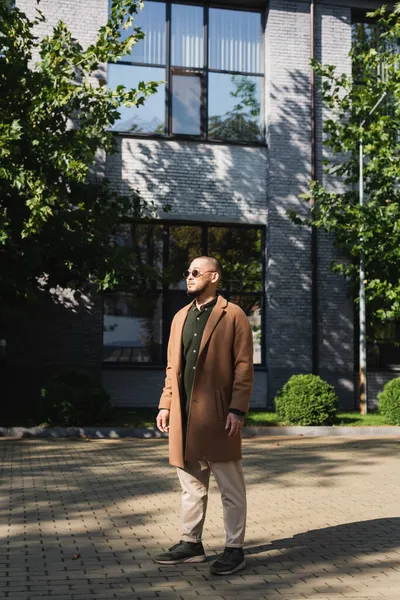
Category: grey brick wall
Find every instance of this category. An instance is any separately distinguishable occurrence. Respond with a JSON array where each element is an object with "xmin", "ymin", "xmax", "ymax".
[
  {"xmin": 103, "ymin": 368, "xmax": 268, "ymax": 409},
  {"xmin": 315, "ymin": 4, "xmax": 355, "ymax": 408},
  {"xmin": 265, "ymin": 0, "xmax": 313, "ymax": 402},
  {"xmin": 106, "ymin": 138, "xmax": 268, "ymax": 224},
  {"xmin": 368, "ymin": 372, "xmax": 400, "ymax": 410},
  {"xmin": 264, "ymin": 0, "xmax": 355, "ymax": 408},
  {"xmin": 16, "ymin": 0, "xmax": 107, "ymax": 49}
]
